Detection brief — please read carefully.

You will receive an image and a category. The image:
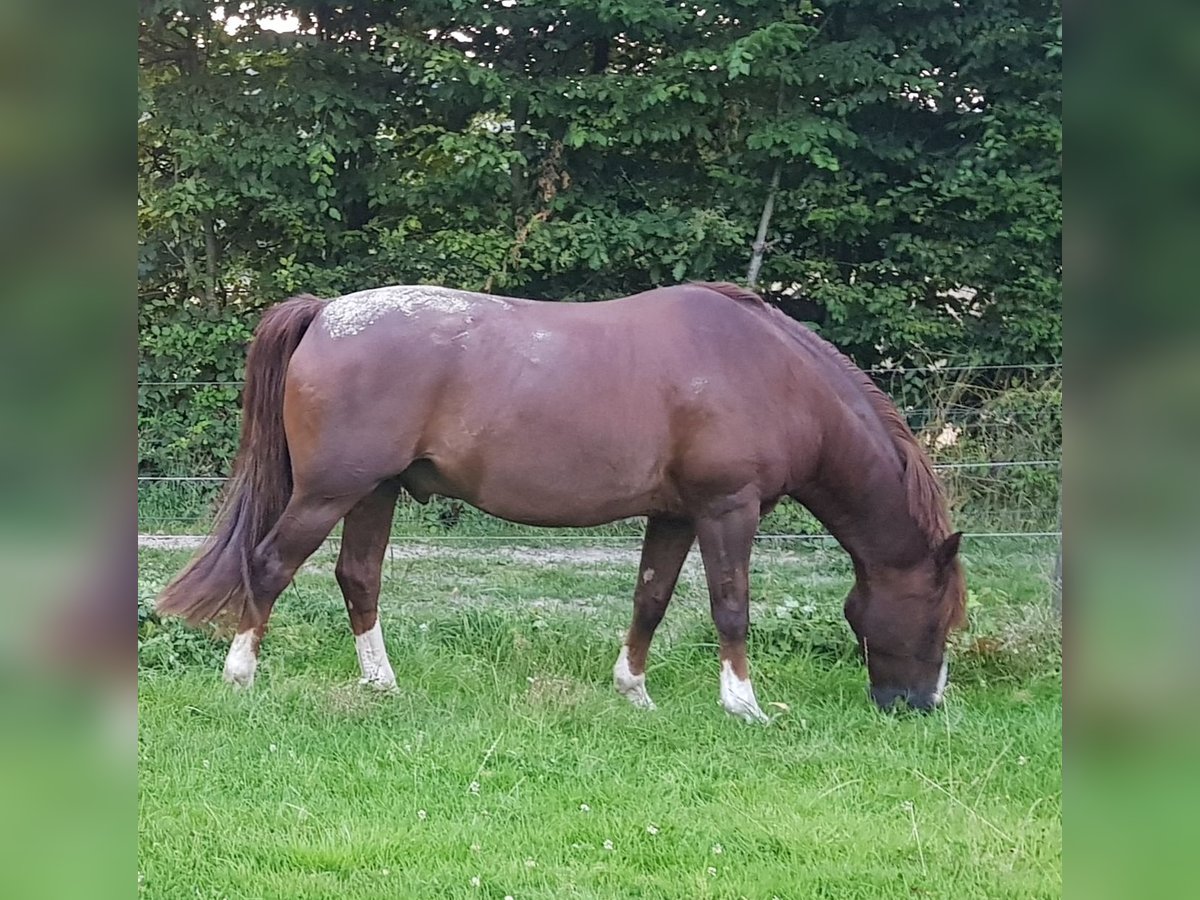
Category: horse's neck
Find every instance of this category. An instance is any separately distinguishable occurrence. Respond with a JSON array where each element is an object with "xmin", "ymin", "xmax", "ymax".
[{"xmin": 790, "ymin": 410, "xmax": 929, "ymax": 572}]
